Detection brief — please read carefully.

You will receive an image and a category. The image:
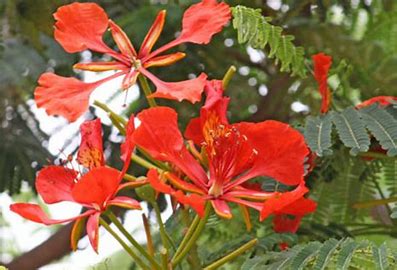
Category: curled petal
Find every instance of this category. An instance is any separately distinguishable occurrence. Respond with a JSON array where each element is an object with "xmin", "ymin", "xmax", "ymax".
[
  {"xmin": 184, "ymin": 117, "xmax": 204, "ymax": 145},
  {"xmin": 140, "ymin": 68, "xmax": 207, "ymax": 103},
  {"xmin": 86, "ymin": 212, "xmax": 101, "ymax": 253},
  {"xmin": 312, "ymin": 53, "xmax": 332, "ymax": 113},
  {"xmin": 148, "ymin": 169, "xmax": 174, "ymax": 194},
  {"xmin": 260, "ymin": 184, "xmax": 308, "ymax": 221},
  {"xmin": 74, "ymin": 61, "xmax": 127, "ymax": 72},
  {"xmin": 277, "ymin": 197, "xmax": 317, "ymax": 216},
  {"xmin": 72, "ymin": 167, "xmax": 121, "ymax": 207},
  {"xmin": 71, "ymin": 217, "xmax": 87, "ymax": 251},
  {"xmin": 122, "ymin": 70, "xmax": 139, "ymax": 90},
  {"xmin": 211, "ymin": 199, "xmax": 232, "ymax": 219},
  {"xmin": 120, "ymin": 114, "xmax": 136, "ymax": 174},
  {"xmin": 144, "ymin": 52, "xmax": 186, "ymax": 68},
  {"xmin": 177, "ymin": 0, "xmax": 231, "ymax": 44},
  {"xmin": 36, "ymin": 166, "xmax": 77, "ymax": 204},
  {"xmin": 139, "ymin": 10, "xmax": 166, "ymax": 58},
  {"xmin": 34, "ymin": 72, "xmax": 124, "ymax": 122},
  {"xmin": 356, "ymin": 96, "xmax": 397, "ymax": 108},
  {"xmin": 108, "ymin": 196, "xmax": 141, "ymax": 210},
  {"xmin": 134, "ymin": 107, "xmax": 208, "ymax": 188},
  {"xmin": 54, "ymin": 2, "xmax": 111, "ymax": 53},
  {"xmin": 235, "ymin": 121, "xmax": 309, "ymax": 186},
  {"xmin": 10, "ymin": 203, "xmax": 94, "ymax": 225},
  {"xmin": 77, "ymin": 119, "xmax": 105, "ymax": 169},
  {"xmin": 109, "ymin": 20, "xmax": 137, "ymax": 58}
]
